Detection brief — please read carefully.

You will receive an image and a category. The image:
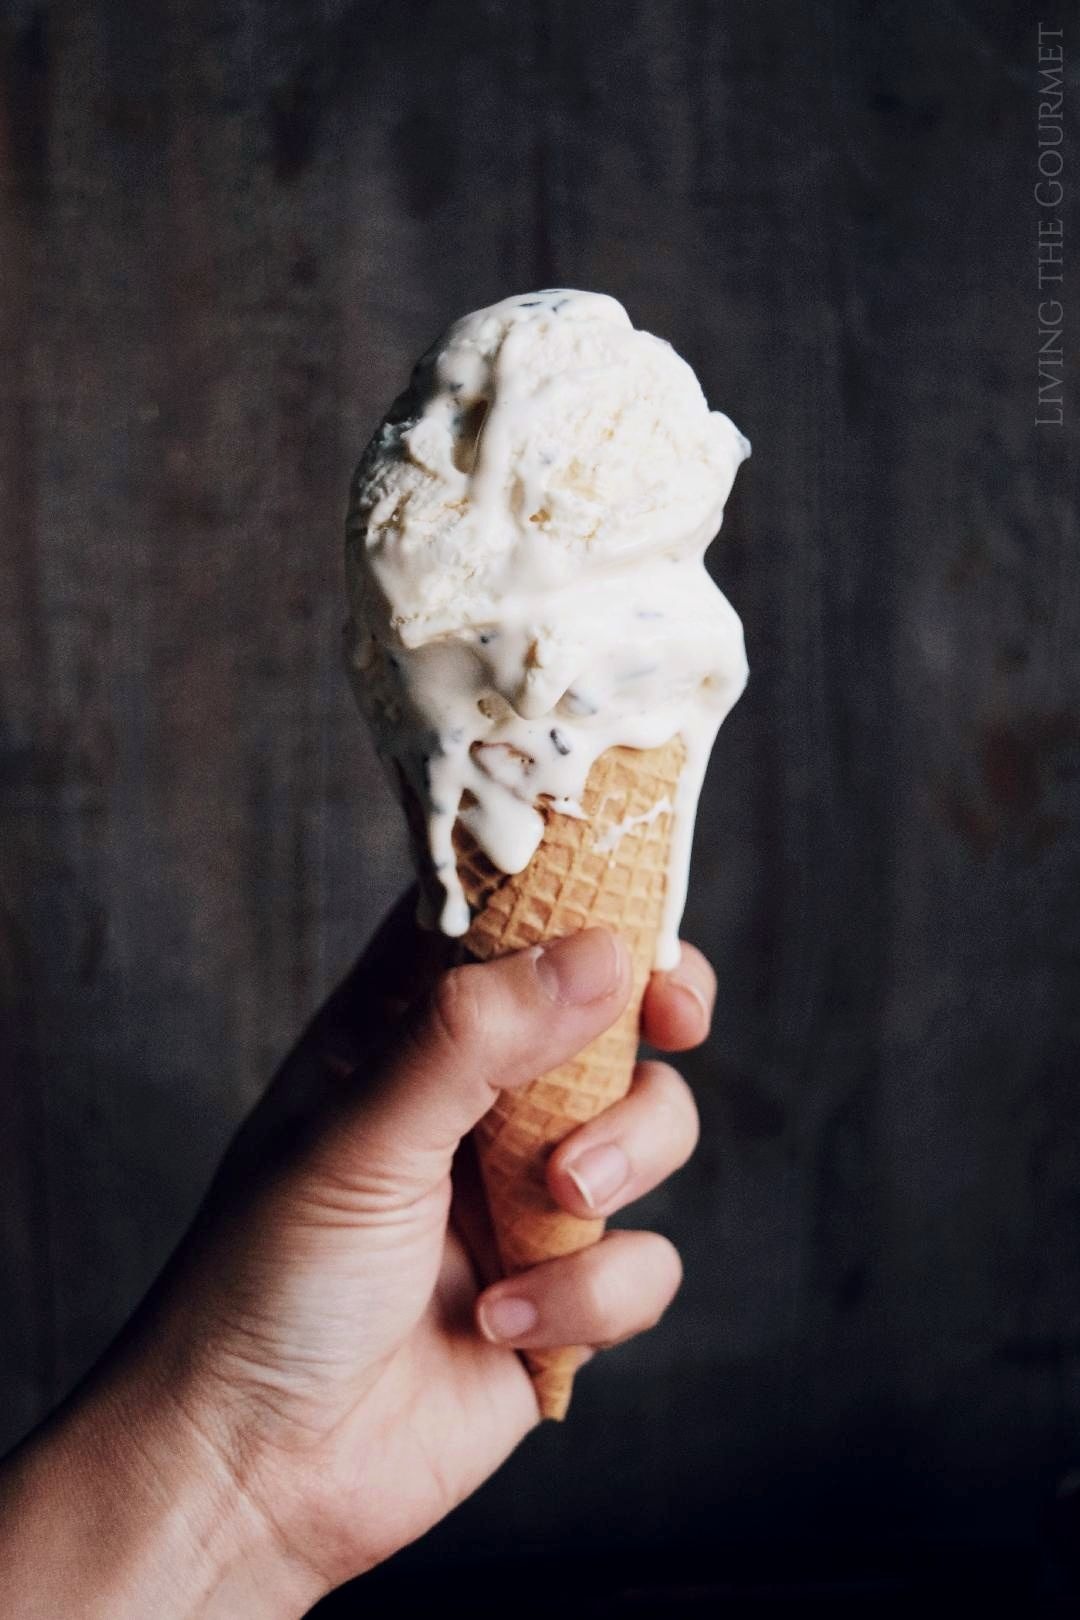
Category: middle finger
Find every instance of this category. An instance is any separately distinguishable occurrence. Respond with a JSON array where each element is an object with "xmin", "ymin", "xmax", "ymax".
[{"xmin": 546, "ymin": 1059, "xmax": 700, "ymax": 1219}]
